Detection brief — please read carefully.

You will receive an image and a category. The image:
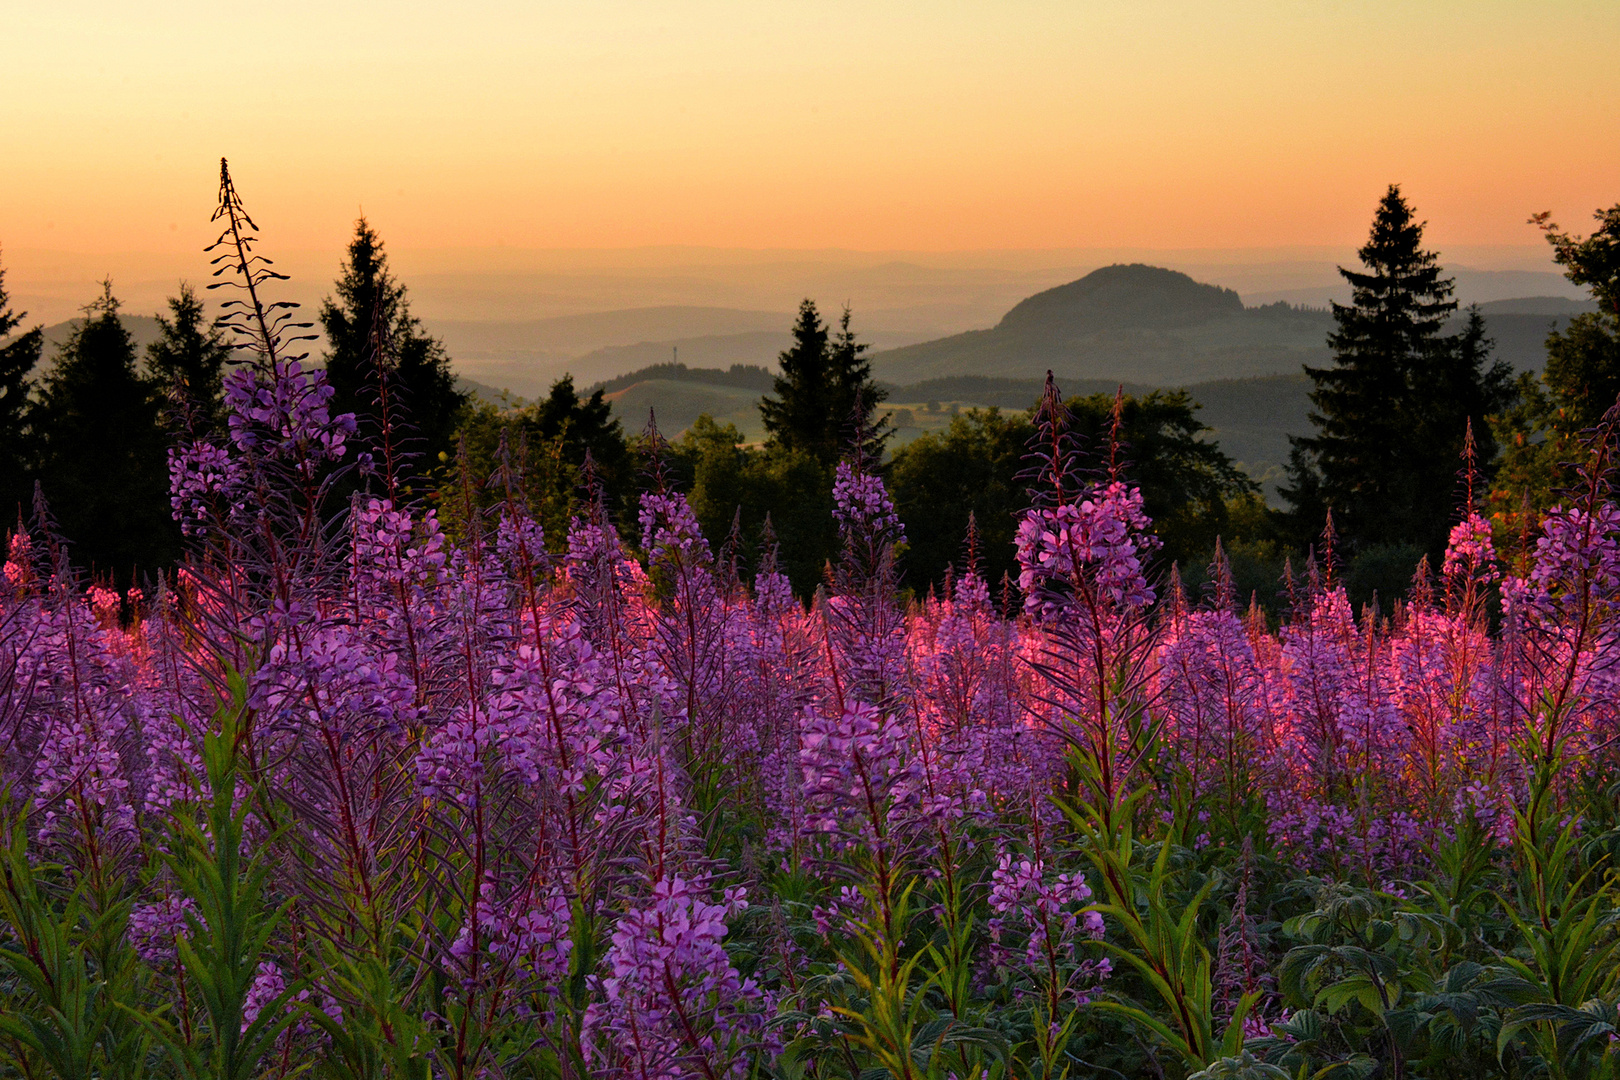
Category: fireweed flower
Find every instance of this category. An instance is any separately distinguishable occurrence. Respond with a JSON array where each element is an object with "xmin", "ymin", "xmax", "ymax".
[
  {"xmin": 1014, "ymin": 481, "xmax": 1157, "ymax": 621},
  {"xmin": 128, "ymin": 895, "xmax": 200, "ymax": 966},
  {"xmin": 985, "ymin": 850, "xmax": 1109, "ymax": 1001},
  {"xmin": 583, "ymin": 875, "xmax": 766, "ymax": 1079},
  {"xmin": 832, "ymin": 462, "xmax": 905, "ymax": 544},
  {"xmin": 799, "ymin": 701, "xmax": 929, "ymax": 850},
  {"xmin": 1442, "ymin": 512, "xmax": 1500, "ymax": 587},
  {"xmin": 222, "ymin": 359, "xmax": 355, "ymax": 467}
]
